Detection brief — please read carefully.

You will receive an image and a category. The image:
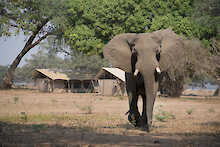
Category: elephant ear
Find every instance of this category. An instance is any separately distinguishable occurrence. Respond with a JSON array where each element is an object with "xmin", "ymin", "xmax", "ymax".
[
  {"xmin": 151, "ymin": 29, "xmax": 186, "ymax": 77},
  {"xmin": 103, "ymin": 33, "xmax": 137, "ymax": 73}
]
